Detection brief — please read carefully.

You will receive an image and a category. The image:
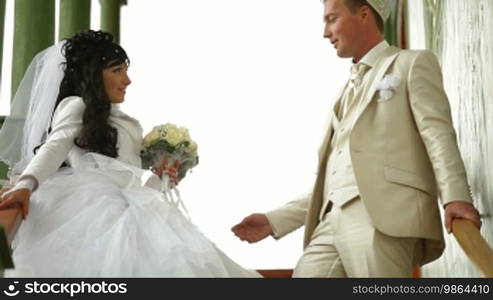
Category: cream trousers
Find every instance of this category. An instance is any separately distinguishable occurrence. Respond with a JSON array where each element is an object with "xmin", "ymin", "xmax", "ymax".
[{"xmin": 293, "ymin": 197, "xmax": 423, "ymax": 277}]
